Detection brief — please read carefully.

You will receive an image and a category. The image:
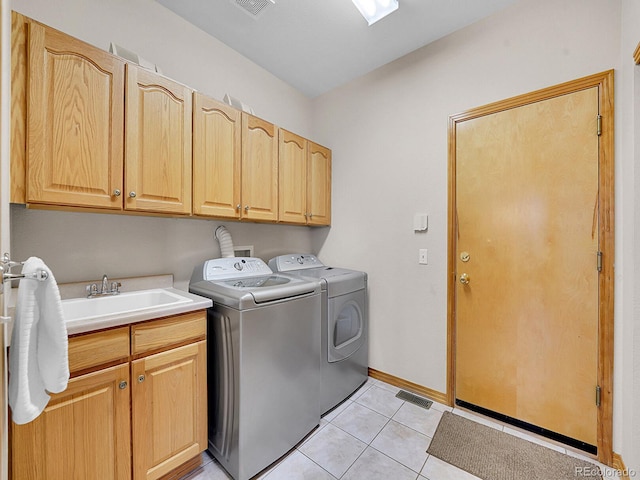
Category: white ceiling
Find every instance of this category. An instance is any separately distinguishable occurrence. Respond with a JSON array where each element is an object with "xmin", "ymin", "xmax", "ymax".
[{"xmin": 155, "ymin": 0, "xmax": 519, "ymax": 98}]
